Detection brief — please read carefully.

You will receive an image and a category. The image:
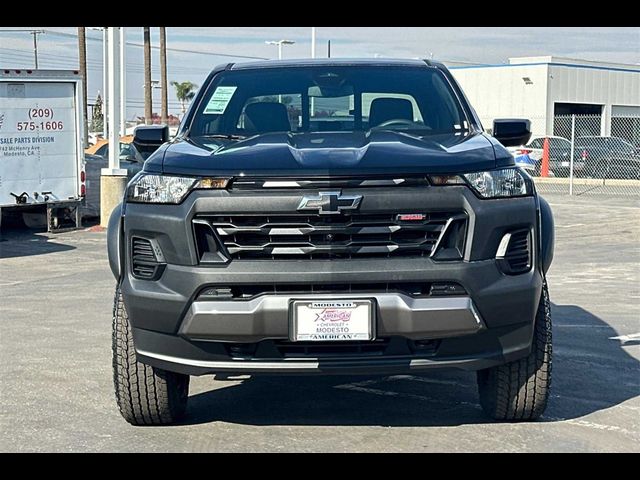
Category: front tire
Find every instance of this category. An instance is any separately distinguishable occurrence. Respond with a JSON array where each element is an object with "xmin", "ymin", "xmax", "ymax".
[
  {"xmin": 477, "ymin": 281, "xmax": 552, "ymax": 421},
  {"xmin": 112, "ymin": 287, "xmax": 190, "ymax": 425}
]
